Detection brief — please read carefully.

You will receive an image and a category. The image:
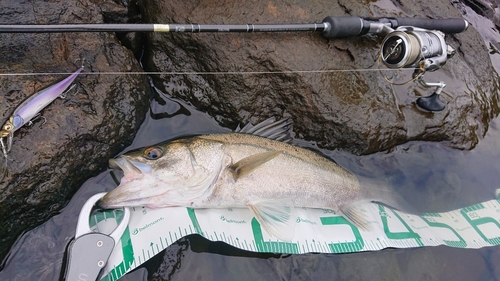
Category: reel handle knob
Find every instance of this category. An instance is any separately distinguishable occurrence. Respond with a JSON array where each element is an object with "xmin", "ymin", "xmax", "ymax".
[{"xmin": 416, "ymin": 92, "xmax": 446, "ymax": 112}]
